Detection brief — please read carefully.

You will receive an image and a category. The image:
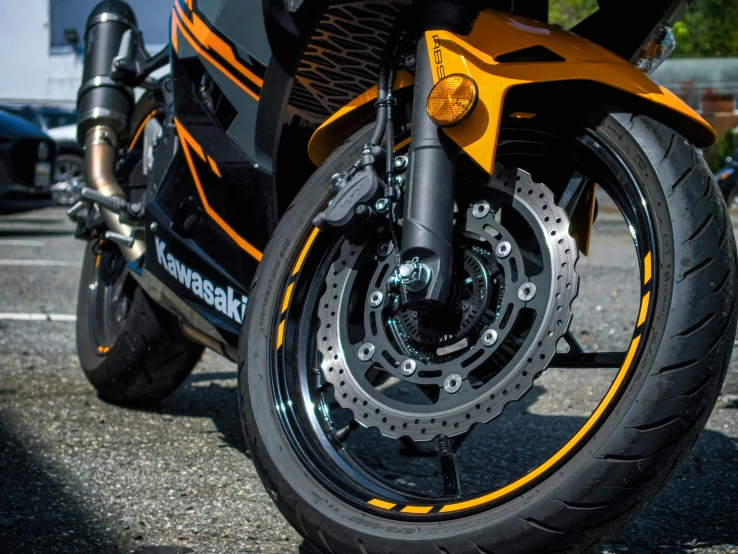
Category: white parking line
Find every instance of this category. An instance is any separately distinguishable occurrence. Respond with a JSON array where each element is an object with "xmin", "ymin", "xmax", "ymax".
[
  {"xmin": 0, "ymin": 239, "xmax": 46, "ymax": 247},
  {"xmin": 0, "ymin": 259, "xmax": 79, "ymax": 267},
  {"xmin": 0, "ymin": 313, "xmax": 76, "ymax": 322}
]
